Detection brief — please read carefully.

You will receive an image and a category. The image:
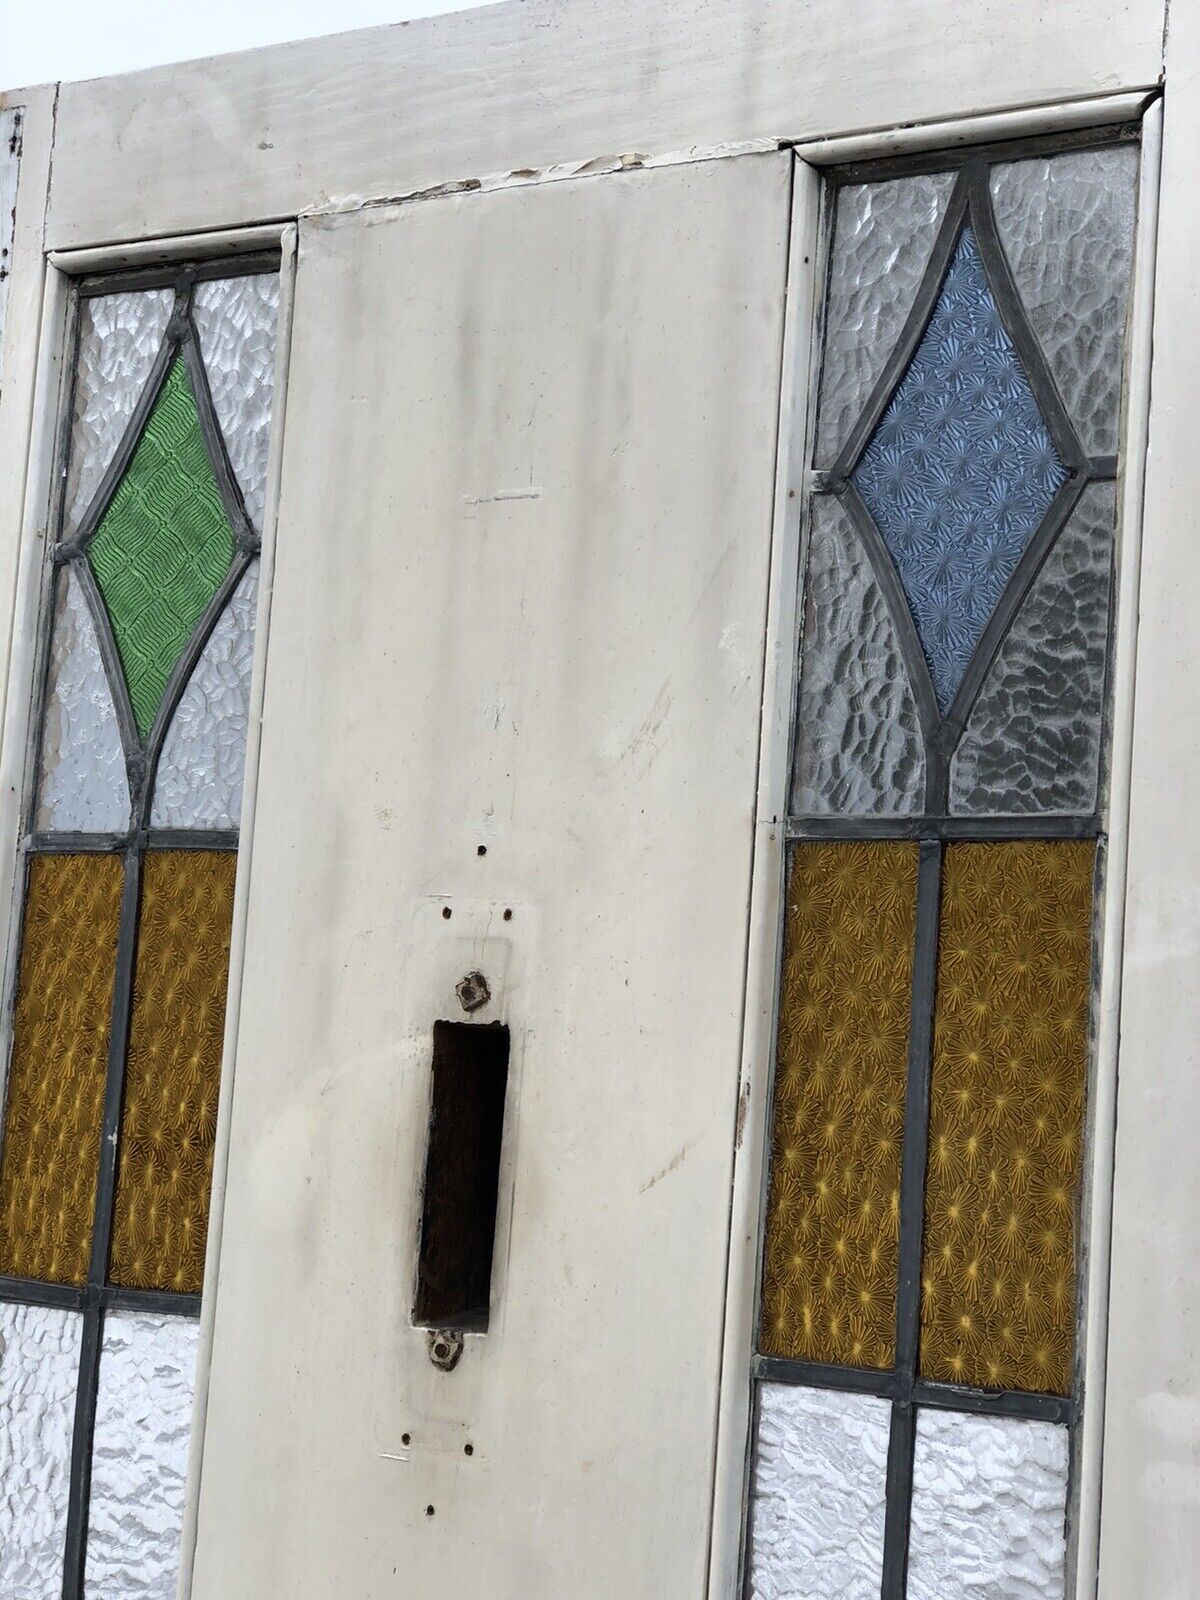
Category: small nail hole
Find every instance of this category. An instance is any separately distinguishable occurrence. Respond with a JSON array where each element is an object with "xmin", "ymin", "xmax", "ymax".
[
  {"xmin": 477, "ymin": 845, "xmax": 487, "ymax": 856},
  {"xmin": 442, "ymin": 906, "xmax": 452, "ymax": 920},
  {"xmin": 426, "ymin": 1504, "xmax": 436, "ymax": 1517},
  {"xmin": 401, "ymin": 1433, "xmax": 411, "ymax": 1446},
  {"xmin": 464, "ymin": 1443, "xmax": 474, "ymax": 1456},
  {"xmin": 503, "ymin": 908, "xmax": 513, "ymax": 921}
]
